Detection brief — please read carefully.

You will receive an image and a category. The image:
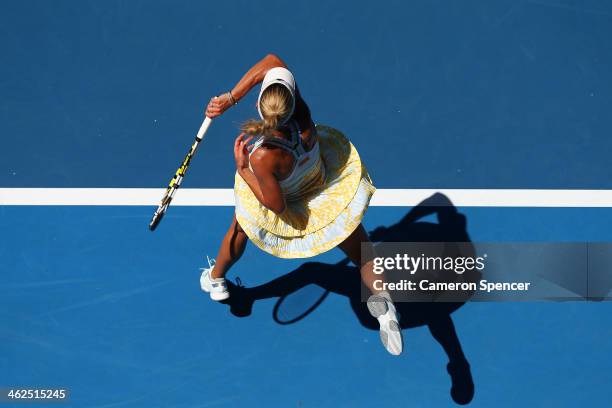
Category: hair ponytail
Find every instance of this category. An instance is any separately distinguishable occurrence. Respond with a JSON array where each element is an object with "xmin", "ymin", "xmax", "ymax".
[
  {"xmin": 241, "ymin": 119, "xmax": 266, "ymax": 135},
  {"xmin": 242, "ymin": 84, "xmax": 292, "ymax": 136}
]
